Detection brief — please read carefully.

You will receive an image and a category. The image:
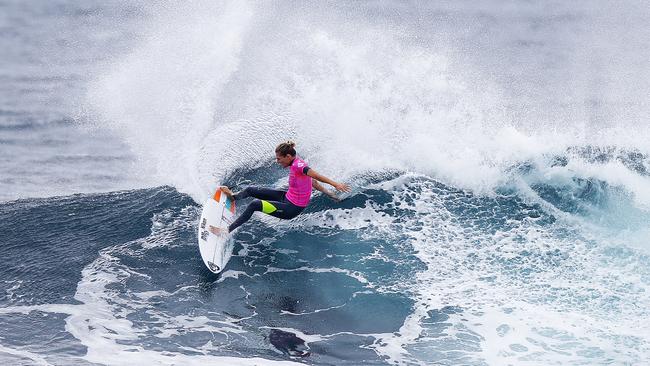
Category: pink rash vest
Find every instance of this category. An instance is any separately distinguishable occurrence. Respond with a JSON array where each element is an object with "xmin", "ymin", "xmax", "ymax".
[{"xmin": 285, "ymin": 156, "xmax": 312, "ymax": 207}]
